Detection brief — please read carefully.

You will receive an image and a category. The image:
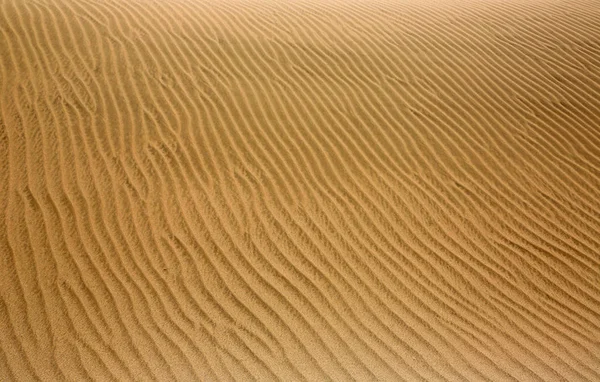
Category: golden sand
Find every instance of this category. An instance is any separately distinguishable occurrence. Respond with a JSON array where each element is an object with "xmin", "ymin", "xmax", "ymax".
[{"xmin": 1, "ymin": 0, "xmax": 600, "ymax": 379}]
